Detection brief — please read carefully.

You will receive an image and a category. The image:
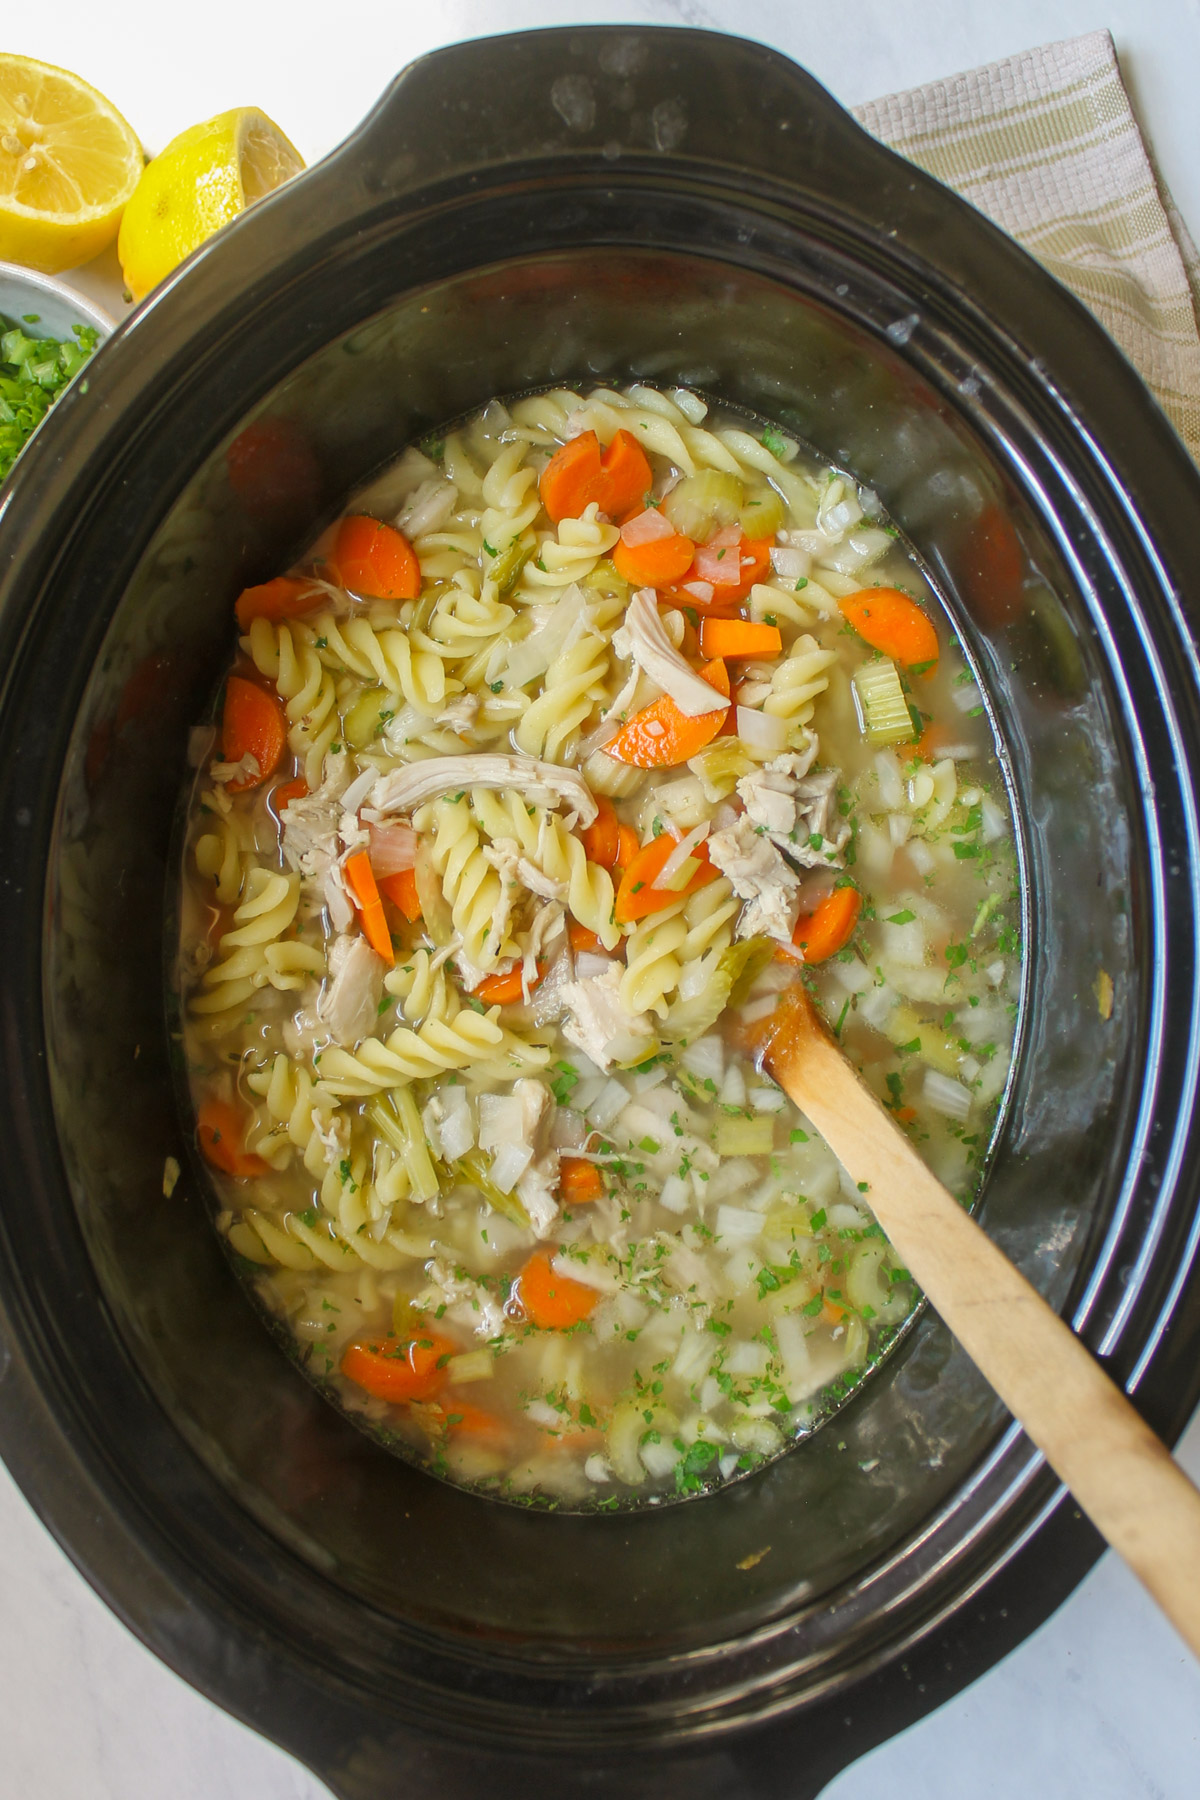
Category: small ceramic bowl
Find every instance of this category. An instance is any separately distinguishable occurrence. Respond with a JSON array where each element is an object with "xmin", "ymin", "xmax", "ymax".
[{"xmin": 0, "ymin": 260, "xmax": 115, "ymax": 343}]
